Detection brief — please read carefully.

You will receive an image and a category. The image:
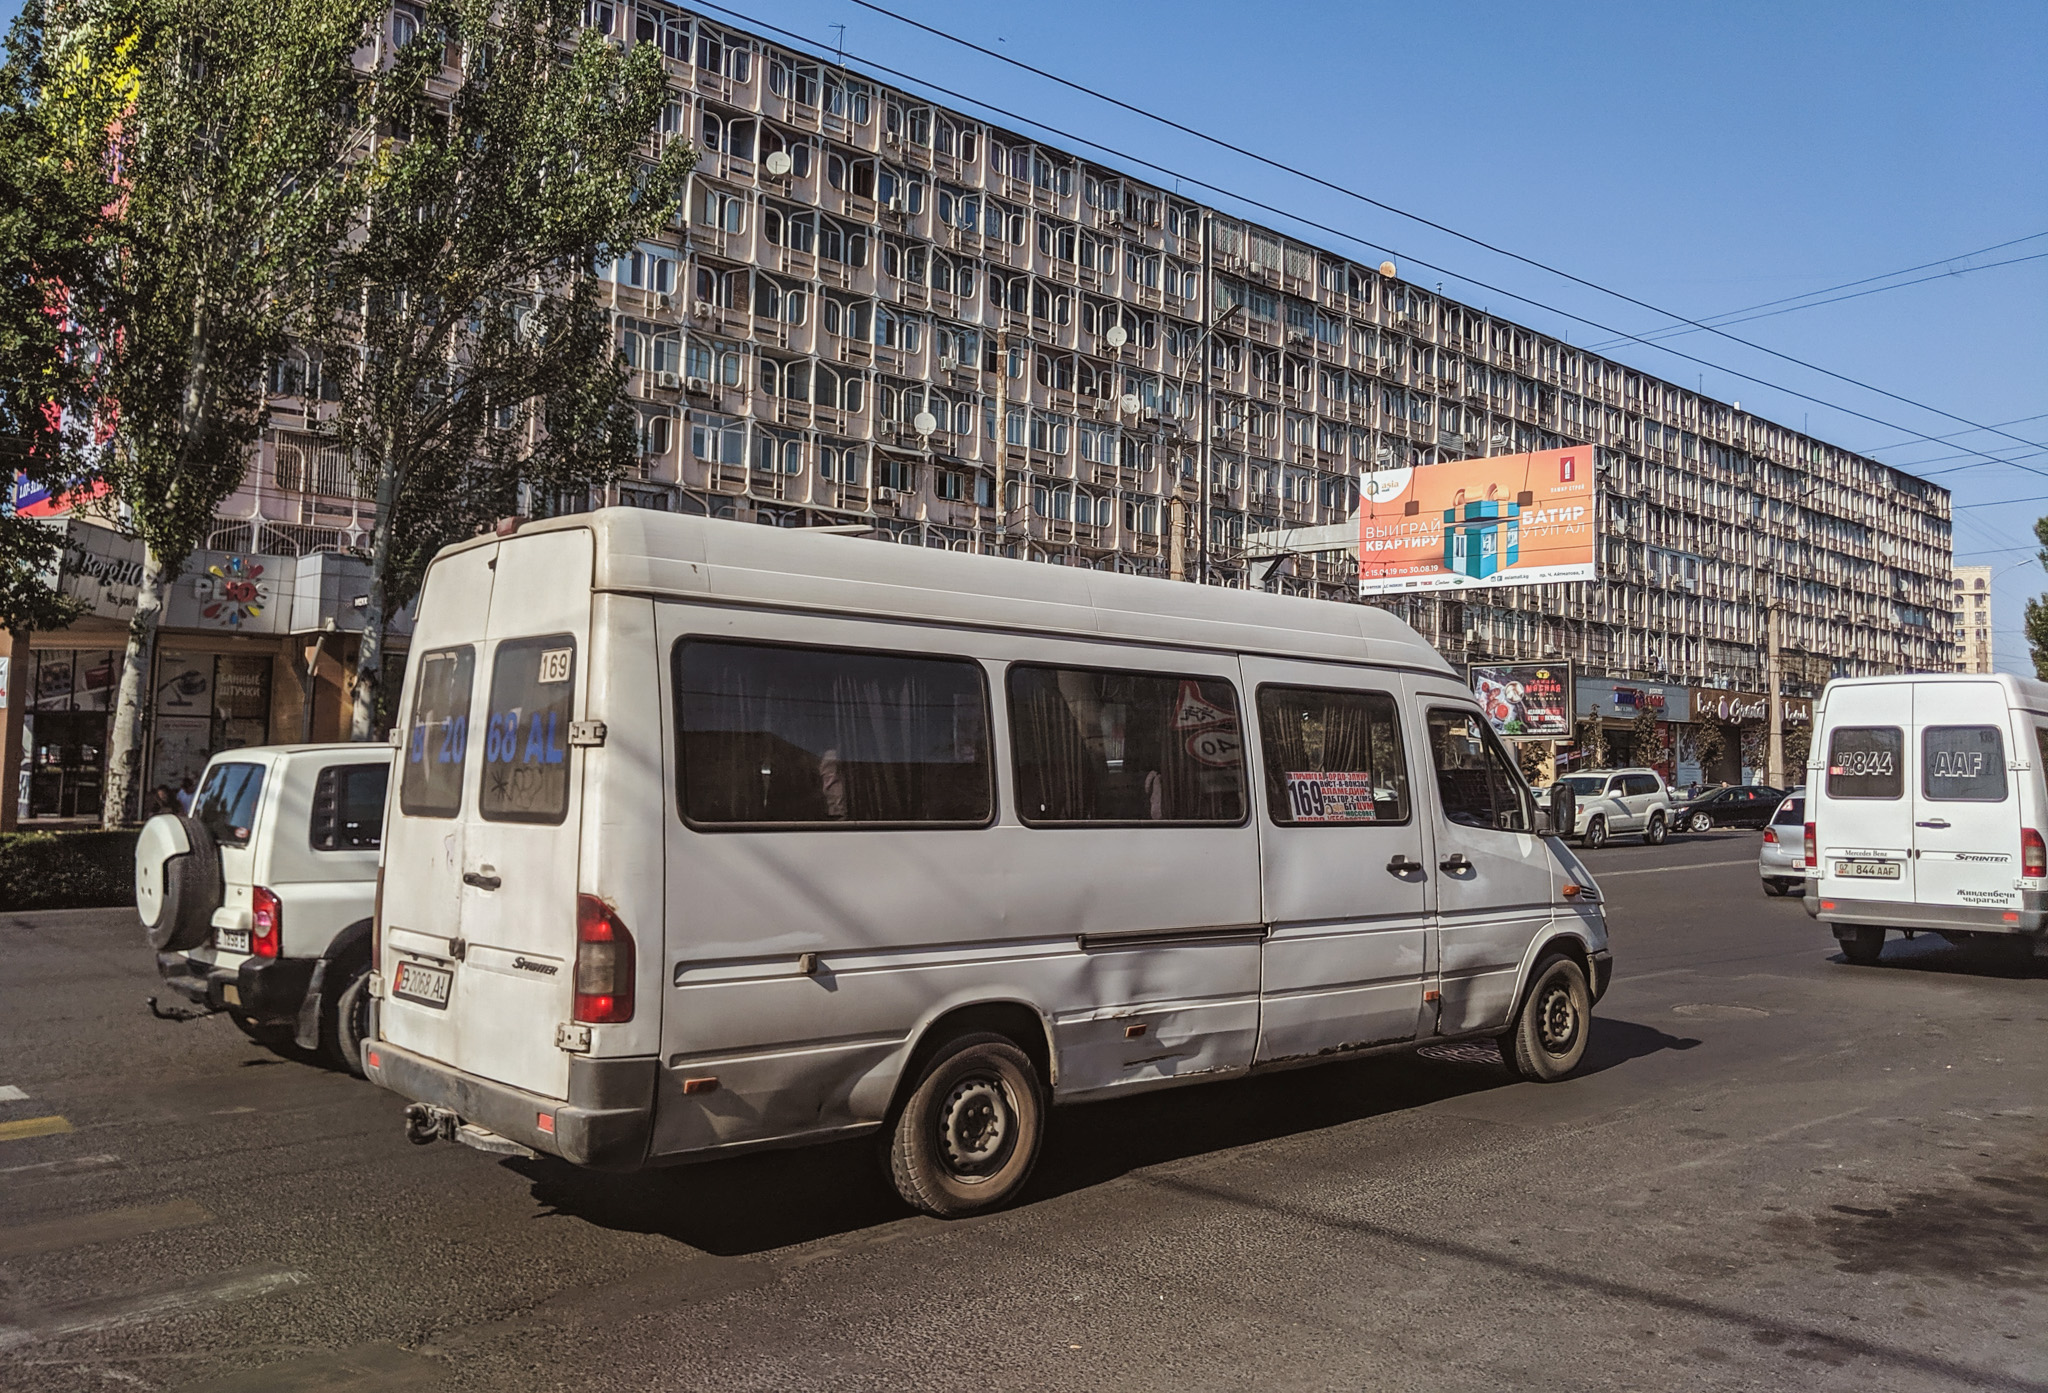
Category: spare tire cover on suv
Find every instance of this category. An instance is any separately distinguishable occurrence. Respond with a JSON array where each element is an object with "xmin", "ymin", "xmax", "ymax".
[{"xmin": 137, "ymin": 814, "xmax": 223, "ymax": 952}]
